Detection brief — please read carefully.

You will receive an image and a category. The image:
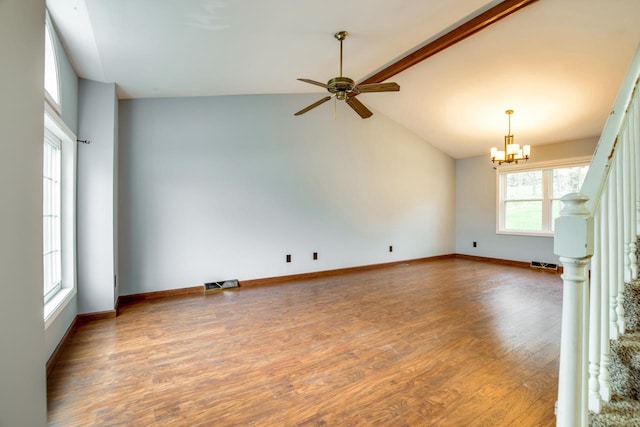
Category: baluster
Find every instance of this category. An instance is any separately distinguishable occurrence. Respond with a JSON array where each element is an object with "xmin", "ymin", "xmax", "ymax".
[
  {"xmin": 628, "ymin": 97, "xmax": 638, "ymax": 280},
  {"xmin": 635, "ymin": 96, "xmax": 640, "ymax": 239},
  {"xmin": 554, "ymin": 193, "xmax": 593, "ymax": 427},
  {"xmin": 608, "ymin": 162, "xmax": 620, "ymax": 340},
  {"xmin": 623, "ymin": 129, "xmax": 632, "ymax": 283},
  {"xmin": 588, "ymin": 212, "xmax": 602, "ymax": 413},
  {"xmin": 616, "ymin": 151, "xmax": 626, "ymax": 334},
  {"xmin": 582, "ymin": 260, "xmax": 589, "ymax": 427},
  {"xmin": 599, "ymin": 190, "xmax": 611, "ymax": 402}
]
